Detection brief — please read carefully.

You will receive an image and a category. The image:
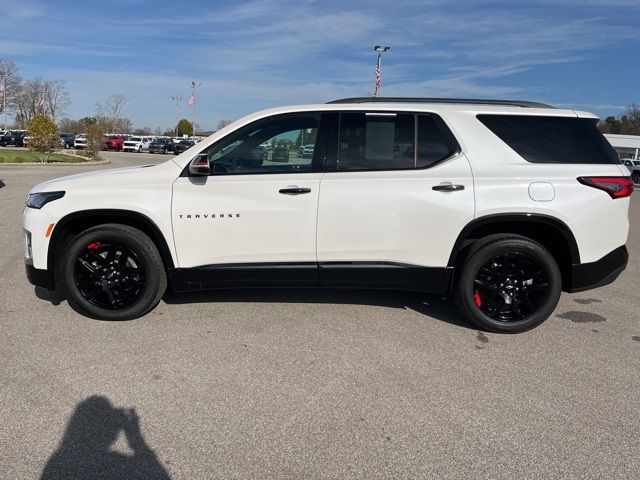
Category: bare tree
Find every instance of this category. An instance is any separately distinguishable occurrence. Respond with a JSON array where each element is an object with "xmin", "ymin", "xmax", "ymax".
[
  {"xmin": 0, "ymin": 58, "xmax": 20, "ymax": 129},
  {"xmin": 96, "ymin": 94, "xmax": 128, "ymax": 132},
  {"xmin": 44, "ymin": 80, "xmax": 71, "ymax": 123},
  {"xmin": 217, "ymin": 119, "xmax": 234, "ymax": 130},
  {"xmin": 12, "ymin": 78, "xmax": 48, "ymax": 128}
]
